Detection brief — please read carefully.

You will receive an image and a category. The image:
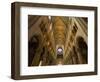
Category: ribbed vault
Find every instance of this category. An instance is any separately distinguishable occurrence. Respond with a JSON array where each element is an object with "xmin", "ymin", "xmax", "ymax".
[{"xmin": 28, "ymin": 15, "xmax": 88, "ymax": 66}]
